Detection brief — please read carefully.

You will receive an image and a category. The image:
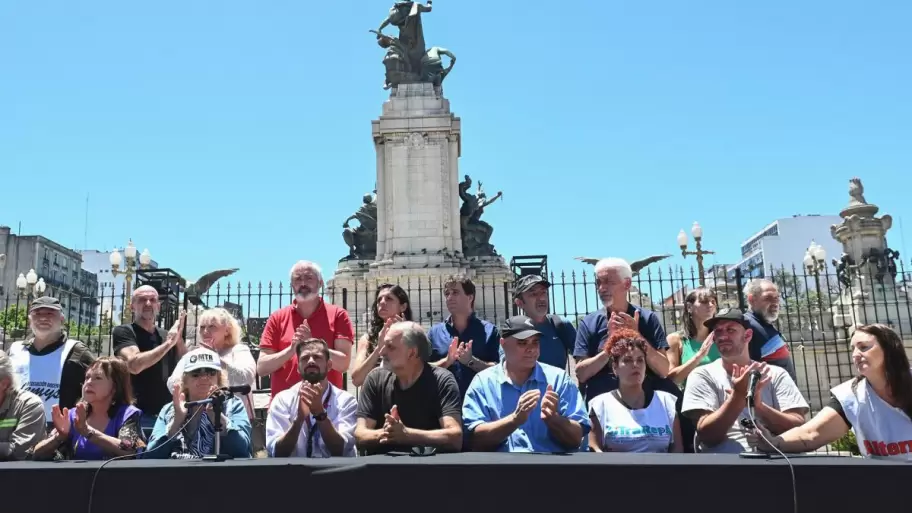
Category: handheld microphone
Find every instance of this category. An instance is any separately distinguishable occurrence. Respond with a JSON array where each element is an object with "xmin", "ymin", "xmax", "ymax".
[
  {"xmin": 746, "ymin": 370, "xmax": 762, "ymax": 407},
  {"xmin": 183, "ymin": 385, "xmax": 250, "ymax": 408}
]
